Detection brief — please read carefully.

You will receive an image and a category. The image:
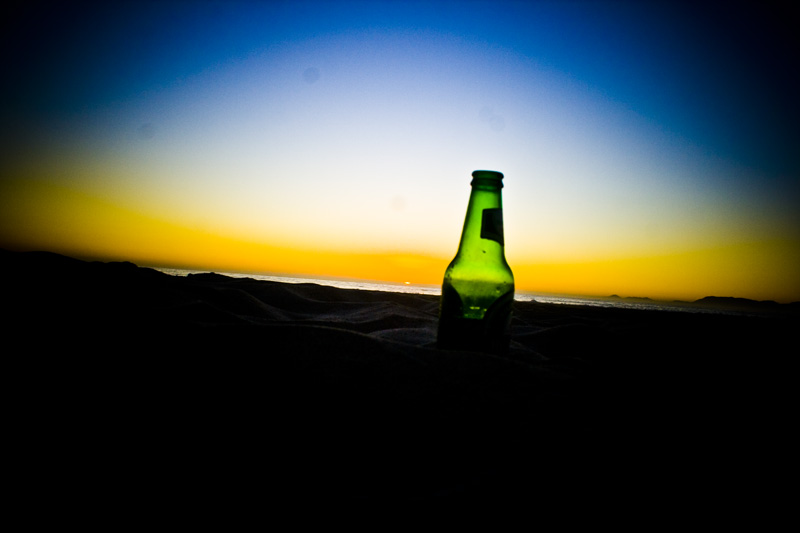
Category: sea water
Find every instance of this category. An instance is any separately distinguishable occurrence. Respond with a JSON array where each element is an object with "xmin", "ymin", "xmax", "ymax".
[
  {"xmin": 153, "ymin": 267, "xmax": 442, "ymax": 296},
  {"xmin": 151, "ymin": 267, "xmax": 741, "ymax": 316}
]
